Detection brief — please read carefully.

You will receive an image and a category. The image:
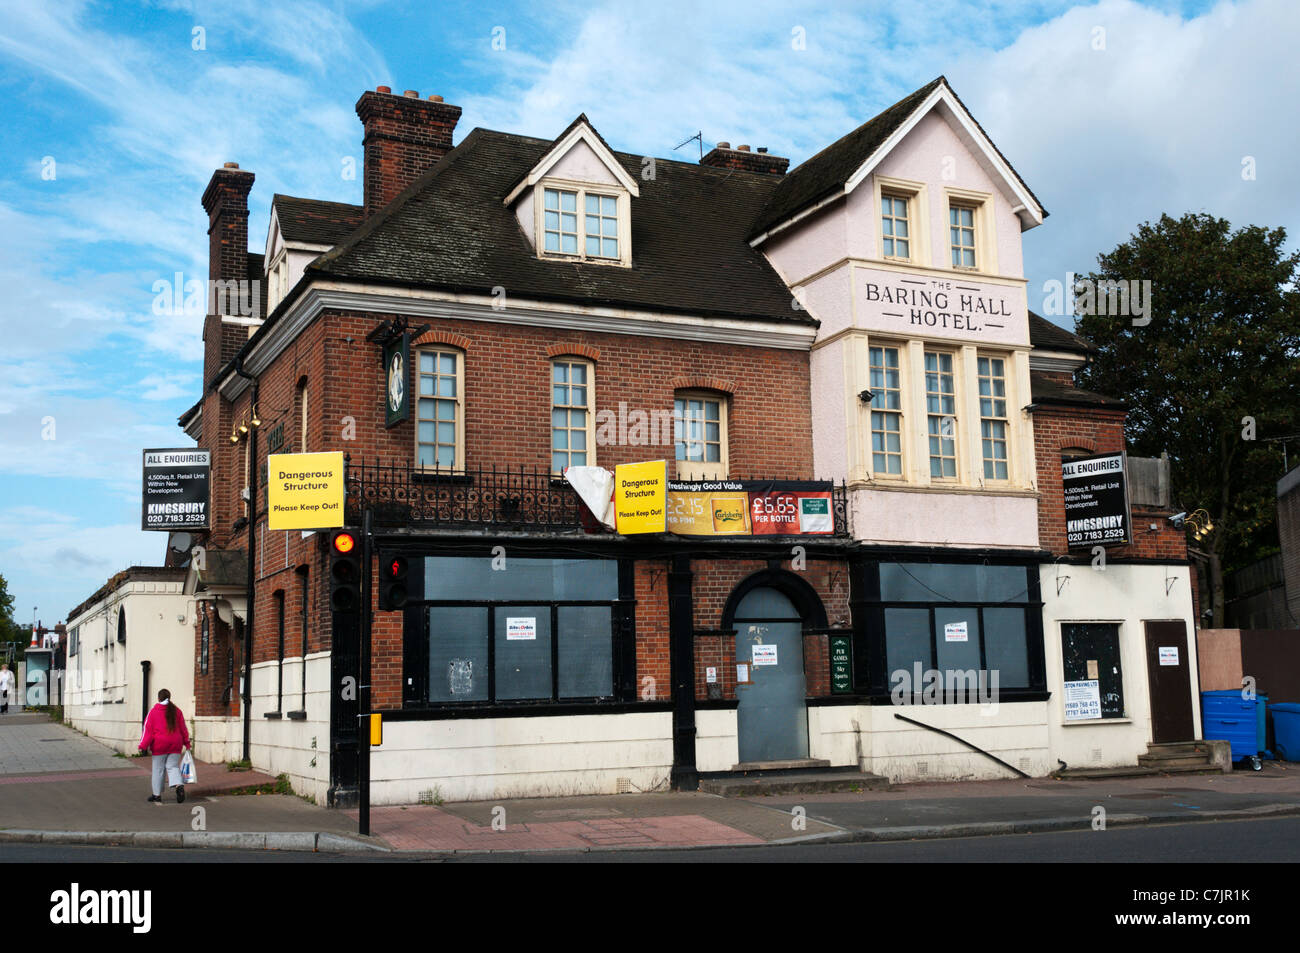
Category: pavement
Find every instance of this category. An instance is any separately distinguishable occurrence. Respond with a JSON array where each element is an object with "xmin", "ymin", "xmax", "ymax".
[{"xmin": 3, "ymin": 708, "xmax": 1300, "ymax": 856}]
